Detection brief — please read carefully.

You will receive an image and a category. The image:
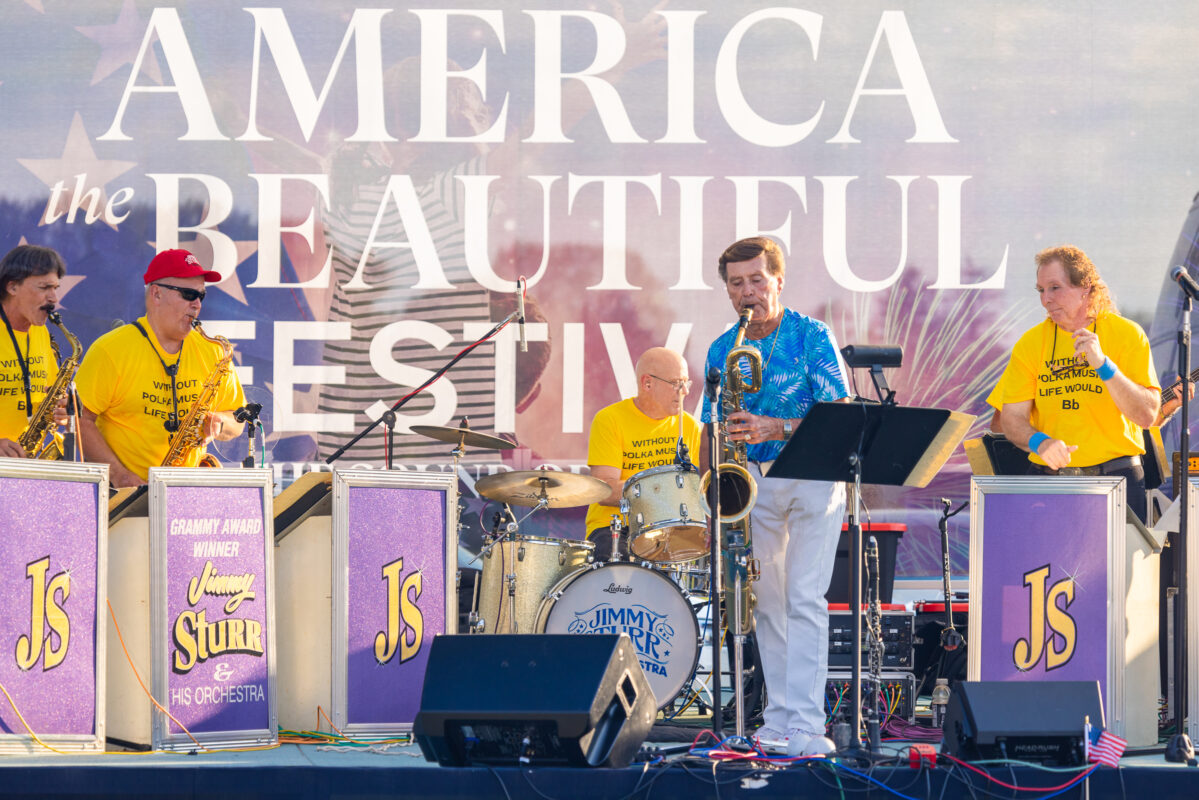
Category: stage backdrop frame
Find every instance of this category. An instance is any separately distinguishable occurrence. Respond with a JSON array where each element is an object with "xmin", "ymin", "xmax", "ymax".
[
  {"xmin": 149, "ymin": 467, "xmax": 277, "ymax": 752},
  {"xmin": 968, "ymin": 476, "xmax": 1161, "ymax": 745},
  {"xmin": 0, "ymin": 459, "xmax": 108, "ymax": 754},
  {"xmin": 331, "ymin": 468, "xmax": 458, "ymax": 736}
]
